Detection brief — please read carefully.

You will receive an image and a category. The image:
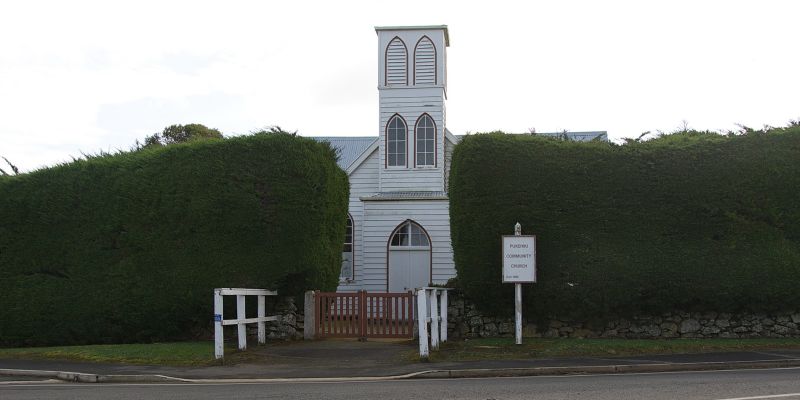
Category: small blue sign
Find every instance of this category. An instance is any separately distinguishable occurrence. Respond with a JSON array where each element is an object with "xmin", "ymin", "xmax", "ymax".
[{"xmin": 213, "ymin": 314, "xmax": 222, "ymax": 322}]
